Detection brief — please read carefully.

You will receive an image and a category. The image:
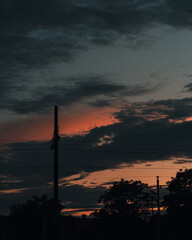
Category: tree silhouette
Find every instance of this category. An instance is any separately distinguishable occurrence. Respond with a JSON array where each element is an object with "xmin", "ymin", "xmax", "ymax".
[
  {"xmin": 10, "ymin": 195, "xmax": 52, "ymax": 217},
  {"xmin": 93, "ymin": 179, "xmax": 155, "ymax": 218},
  {"xmin": 164, "ymin": 169, "xmax": 192, "ymax": 215},
  {"xmin": 162, "ymin": 169, "xmax": 192, "ymax": 239},
  {"xmin": 8, "ymin": 195, "xmax": 64, "ymax": 240}
]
